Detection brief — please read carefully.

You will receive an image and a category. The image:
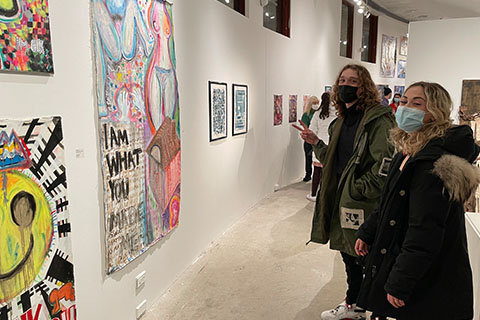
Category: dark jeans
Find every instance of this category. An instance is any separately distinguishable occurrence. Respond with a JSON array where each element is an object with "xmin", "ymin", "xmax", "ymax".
[
  {"xmin": 341, "ymin": 252, "xmax": 387, "ymax": 320},
  {"xmin": 341, "ymin": 252, "xmax": 363, "ymax": 305},
  {"xmin": 311, "ymin": 166, "xmax": 322, "ymax": 196},
  {"xmin": 303, "ymin": 142, "xmax": 312, "ymax": 178}
]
